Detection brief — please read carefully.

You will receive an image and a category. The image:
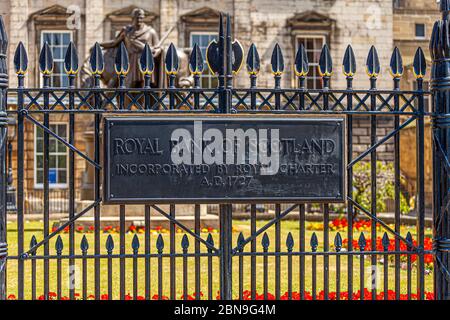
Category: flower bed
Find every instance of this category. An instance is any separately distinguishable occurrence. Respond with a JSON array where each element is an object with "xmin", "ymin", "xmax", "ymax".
[{"xmin": 6, "ymin": 289, "xmax": 434, "ymax": 300}]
